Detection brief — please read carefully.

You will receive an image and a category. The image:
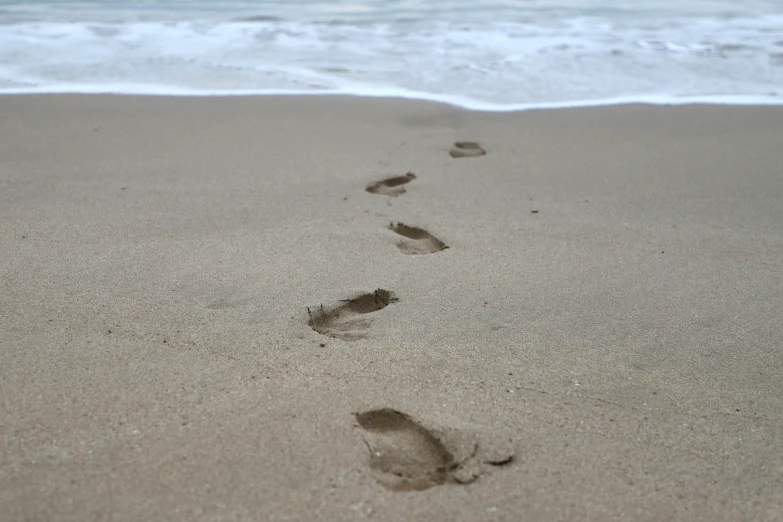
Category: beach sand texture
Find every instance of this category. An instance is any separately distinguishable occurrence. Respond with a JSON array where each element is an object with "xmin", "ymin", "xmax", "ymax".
[{"xmin": 1, "ymin": 95, "xmax": 782, "ymax": 520}]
